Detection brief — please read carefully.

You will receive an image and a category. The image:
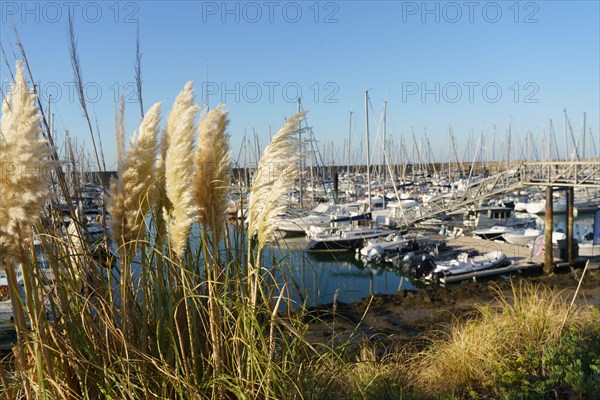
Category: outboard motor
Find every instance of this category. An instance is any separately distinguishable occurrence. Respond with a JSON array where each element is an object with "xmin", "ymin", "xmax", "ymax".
[
  {"xmin": 404, "ymin": 239, "xmax": 420, "ymax": 252},
  {"xmin": 366, "ymin": 245, "xmax": 384, "ymax": 263},
  {"xmin": 414, "ymin": 258, "xmax": 436, "ymax": 279}
]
